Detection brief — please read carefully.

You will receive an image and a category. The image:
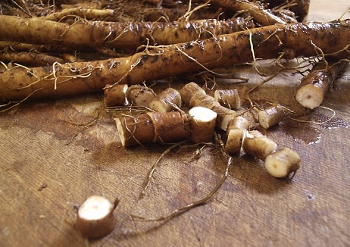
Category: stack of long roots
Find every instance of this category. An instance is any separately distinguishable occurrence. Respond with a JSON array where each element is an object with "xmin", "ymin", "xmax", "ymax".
[{"xmin": 0, "ymin": 0, "xmax": 349, "ymax": 178}]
